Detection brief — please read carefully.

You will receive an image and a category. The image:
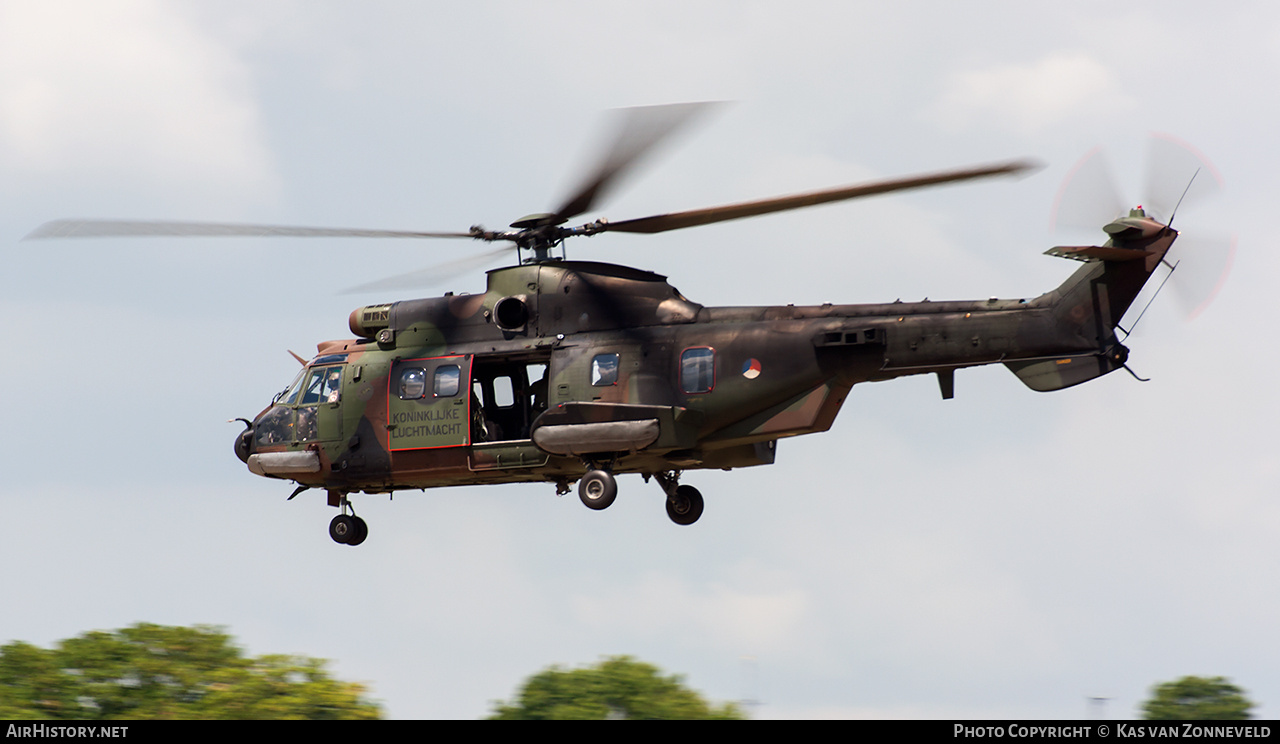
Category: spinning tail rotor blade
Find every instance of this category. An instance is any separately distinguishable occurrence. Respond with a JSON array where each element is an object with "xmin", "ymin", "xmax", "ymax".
[
  {"xmin": 1167, "ymin": 231, "xmax": 1236, "ymax": 320},
  {"xmin": 1143, "ymin": 133, "xmax": 1224, "ymax": 225},
  {"xmin": 1050, "ymin": 148, "xmax": 1126, "ymax": 232}
]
